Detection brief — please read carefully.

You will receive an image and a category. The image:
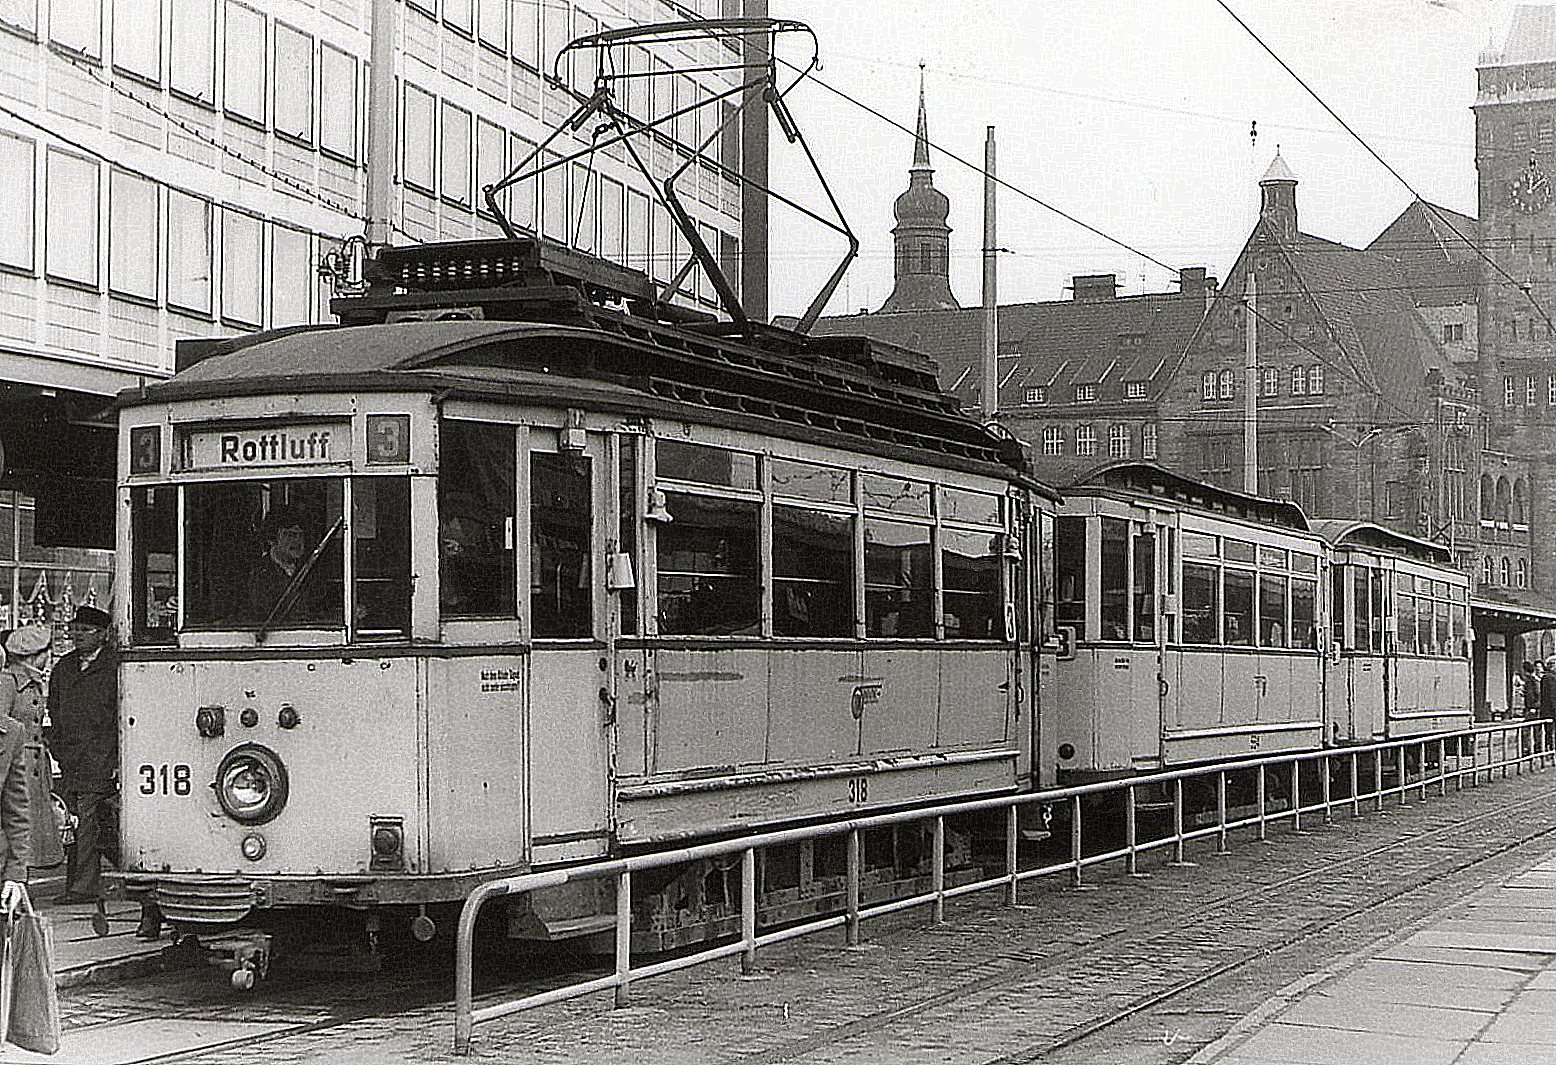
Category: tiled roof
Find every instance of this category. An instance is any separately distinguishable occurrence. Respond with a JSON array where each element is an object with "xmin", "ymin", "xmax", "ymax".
[
  {"xmin": 1365, "ymin": 201, "xmax": 1480, "ymax": 308},
  {"xmin": 804, "ymin": 288, "xmax": 1210, "ymax": 410}
]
